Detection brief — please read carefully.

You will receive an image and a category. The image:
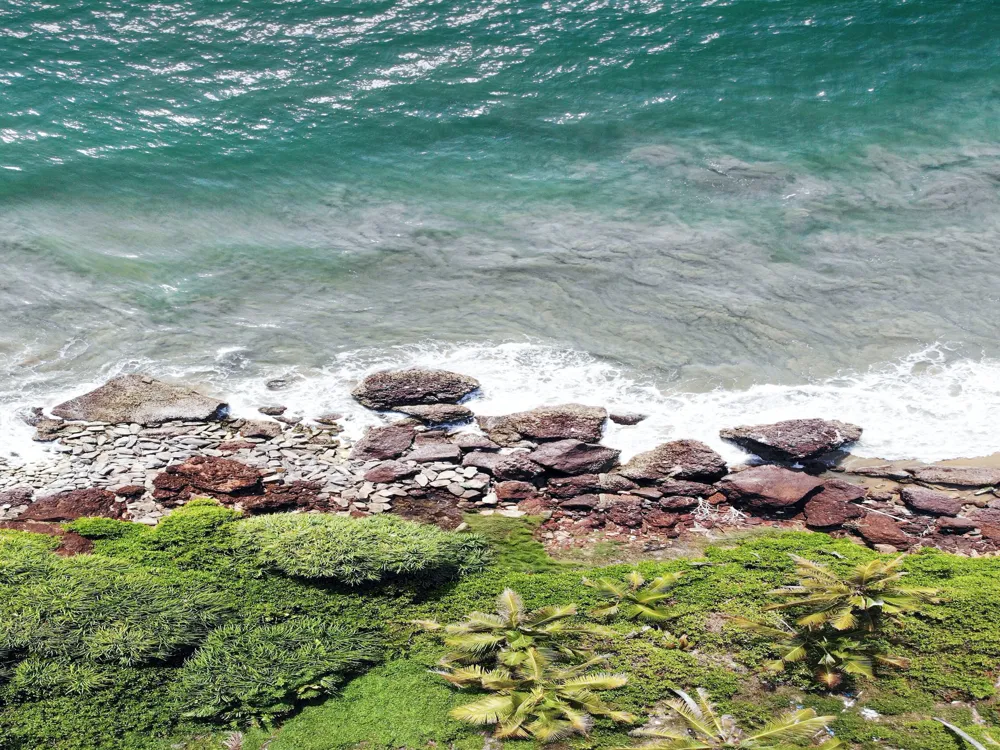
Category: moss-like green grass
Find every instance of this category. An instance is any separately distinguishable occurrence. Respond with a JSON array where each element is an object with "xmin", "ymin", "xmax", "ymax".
[{"xmin": 2, "ymin": 507, "xmax": 998, "ymax": 750}]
